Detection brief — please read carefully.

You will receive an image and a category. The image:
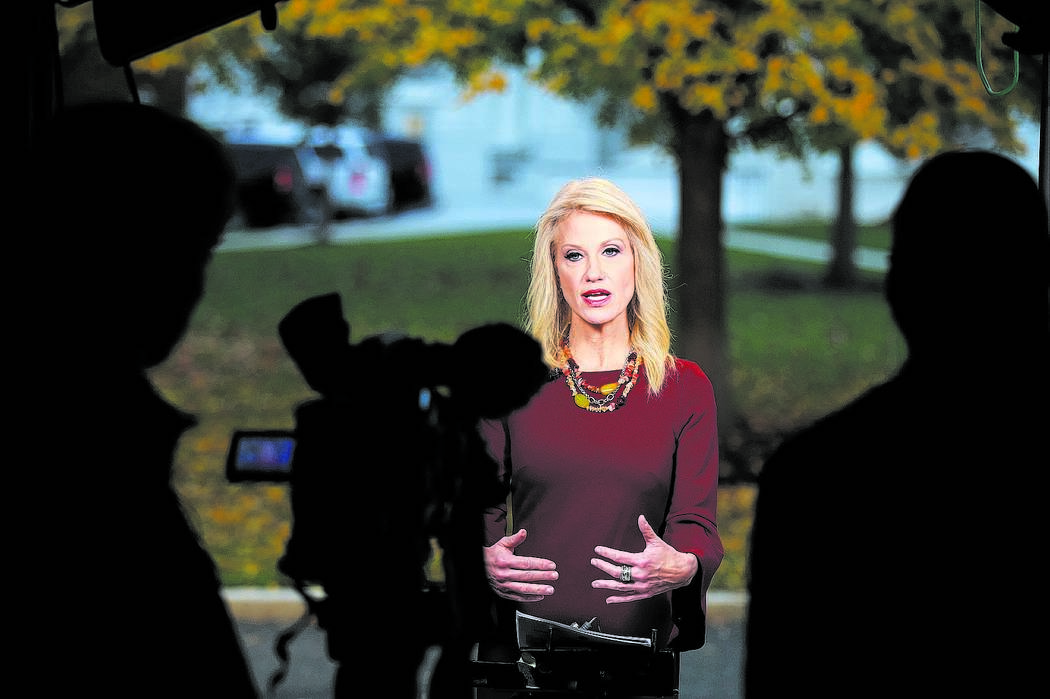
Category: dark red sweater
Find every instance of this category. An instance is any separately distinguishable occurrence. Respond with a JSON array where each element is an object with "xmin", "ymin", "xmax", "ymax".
[{"xmin": 481, "ymin": 358, "xmax": 724, "ymax": 649}]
